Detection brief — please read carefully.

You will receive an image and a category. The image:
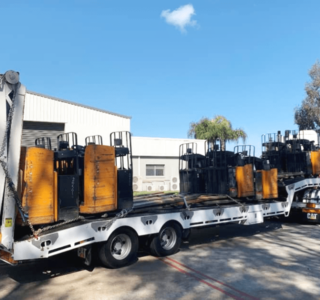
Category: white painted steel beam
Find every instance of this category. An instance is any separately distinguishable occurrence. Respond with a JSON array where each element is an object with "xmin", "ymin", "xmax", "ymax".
[
  {"xmin": 0, "ymin": 71, "xmax": 26, "ymax": 250},
  {"xmin": 0, "ymin": 76, "xmax": 7, "ymax": 218}
]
